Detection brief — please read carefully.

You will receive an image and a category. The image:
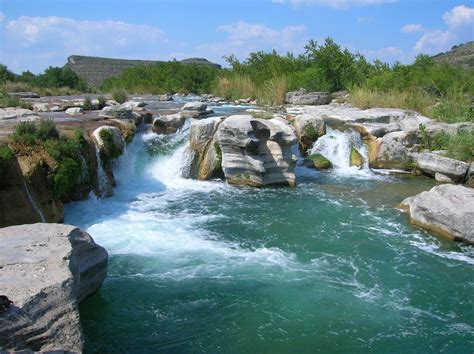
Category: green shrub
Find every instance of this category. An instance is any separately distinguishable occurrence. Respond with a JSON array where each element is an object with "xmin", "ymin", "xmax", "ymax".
[
  {"xmin": 430, "ymin": 129, "xmax": 474, "ymax": 162},
  {"xmin": 433, "ymin": 87, "xmax": 473, "ymax": 123},
  {"xmin": 83, "ymin": 96, "xmax": 92, "ymax": 111},
  {"xmin": 36, "ymin": 119, "xmax": 59, "ymax": 140},
  {"xmin": 11, "ymin": 121, "xmax": 38, "ymax": 145},
  {"xmin": 111, "ymin": 88, "xmax": 128, "ymax": 104},
  {"xmin": 53, "ymin": 158, "xmax": 81, "ymax": 198},
  {"xmin": 99, "ymin": 129, "xmax": 122, "ymax": 165},
  {"xmin": 97, "ymin": 95, "xmax": 107, "ymax": 108}
]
